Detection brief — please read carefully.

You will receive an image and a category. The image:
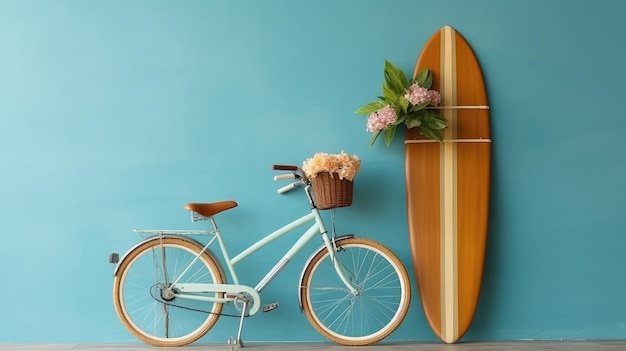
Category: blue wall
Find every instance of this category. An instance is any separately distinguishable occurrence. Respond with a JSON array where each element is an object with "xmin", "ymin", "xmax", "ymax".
[{"xmin": 1, "ymin": 0, "xmax": 625, "ymax": 343}]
